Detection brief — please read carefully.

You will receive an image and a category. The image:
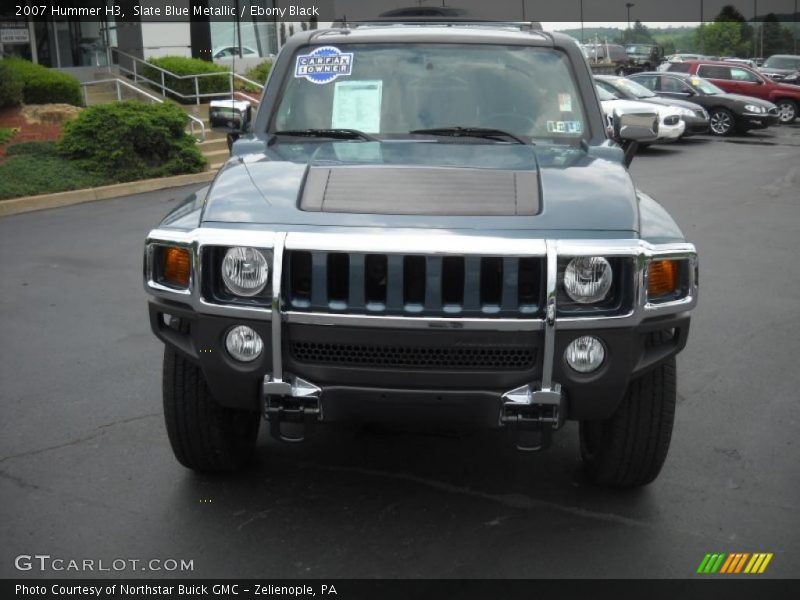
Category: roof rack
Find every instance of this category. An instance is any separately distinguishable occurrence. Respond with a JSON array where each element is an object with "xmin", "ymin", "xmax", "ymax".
[{"xmin": 330, "ymin": 17, "xmax": 544, "ymax": 32}]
